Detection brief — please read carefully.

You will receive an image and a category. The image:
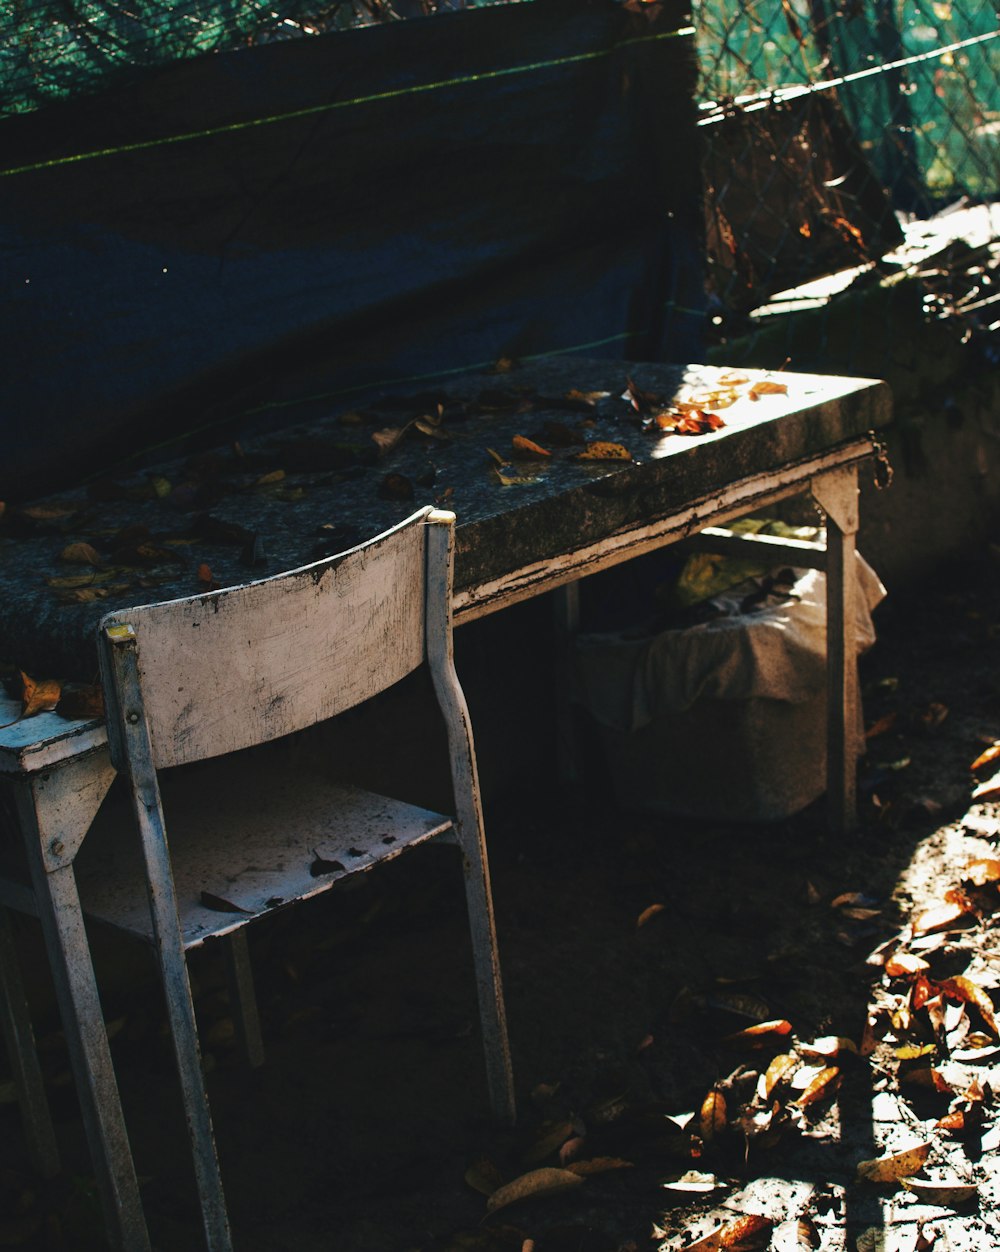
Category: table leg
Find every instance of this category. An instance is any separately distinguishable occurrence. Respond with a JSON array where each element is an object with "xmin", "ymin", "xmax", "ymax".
[
  {"xmin": 553, "ymin": 582, "xmax": 581, "ymax": 787},
  {"xmin": 812, "ymin": 466, "xmax": 860, "ymax": 836},
  {"xmin": 12, "ymin": 768, "xmax": 152, "ymax": 1252},
  {"xmin": 0, "ymin": 903, "xmax": 60, "ymax": 1178}
]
